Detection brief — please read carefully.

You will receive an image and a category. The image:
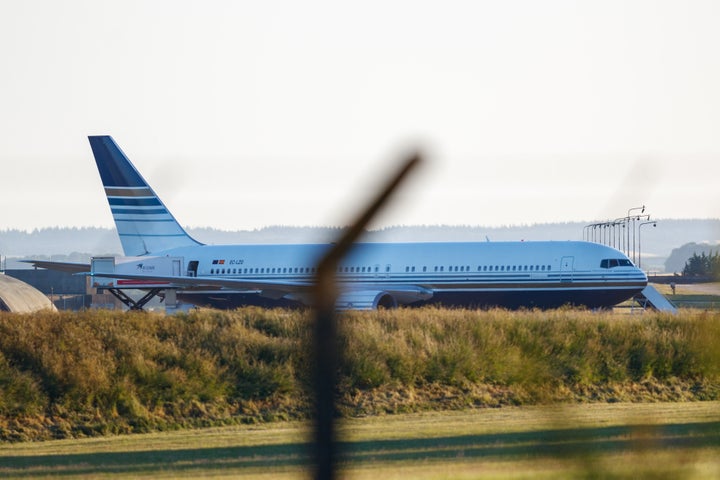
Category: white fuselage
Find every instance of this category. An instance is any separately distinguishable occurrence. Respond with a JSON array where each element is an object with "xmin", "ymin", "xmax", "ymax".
[{"xmin": 135, "ymin": 240, "xmax": 647, "ymax": 309}]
